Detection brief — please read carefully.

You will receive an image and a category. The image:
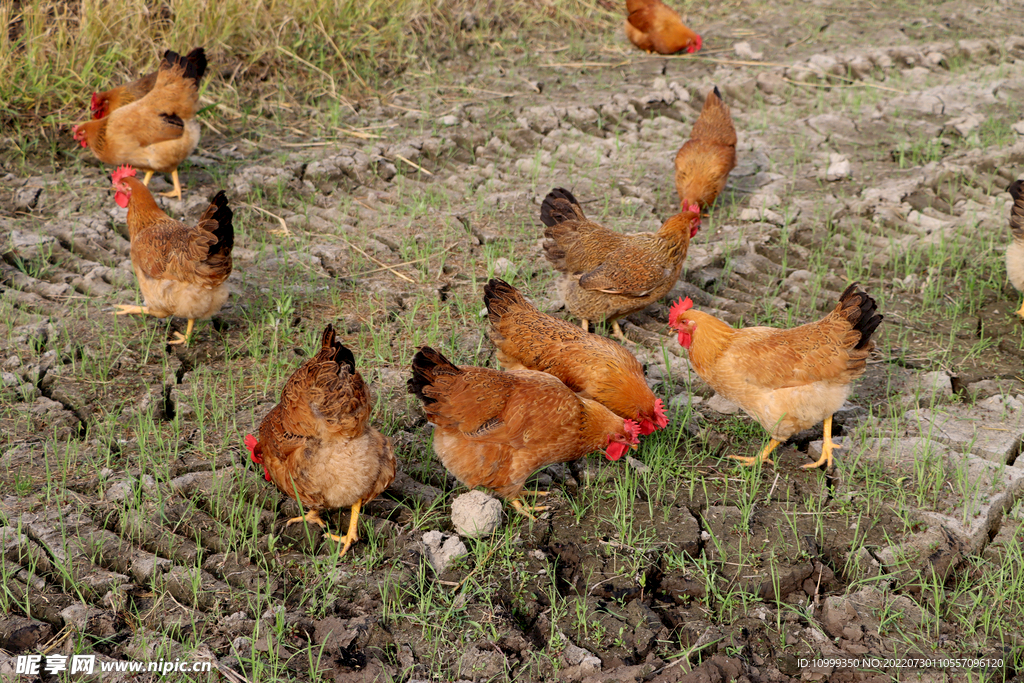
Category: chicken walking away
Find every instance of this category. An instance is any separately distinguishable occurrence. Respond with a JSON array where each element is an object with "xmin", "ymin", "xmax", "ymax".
[
  {"xmin": 408, "ymin": 346, "xmax": 641, "ymax": 519},
  {"xmin": 110, "ymin": 165, "xmax": 232, "ymax": 346},
  {"xmin": 542, "ymin": 187, "xmax": 701, "ymax": 343},
  {"xmin": 674, "ymin": 87, "xmax": 737, "ymax": 211},
  {"xmin": 483, "ymin": 278, "xmax": 667, "ymax": 435},
  {"xmin": 246, "ymin": 325, "xmax": 396, "ymax": 557},
  {"xmin": 670, "ymin": 284, "xmax": 882, "ymax": 469}
]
